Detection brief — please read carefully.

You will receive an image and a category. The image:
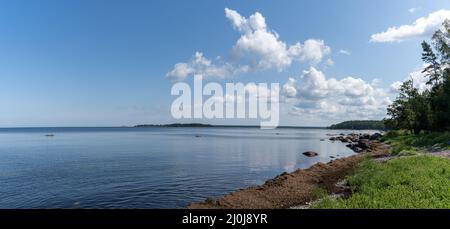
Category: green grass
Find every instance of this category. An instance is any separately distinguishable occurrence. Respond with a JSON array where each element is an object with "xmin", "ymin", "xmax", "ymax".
[
  {"xmin": 313, "ymin": 155, "xmax": 450, "ymax": 209},
  {"xmin": 311, "ymin": 187, "xmax": 329, "ymax": 199},
  {"xmin": 381, "ymin": 131, "xmax": 450, "ymax": 154}
]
